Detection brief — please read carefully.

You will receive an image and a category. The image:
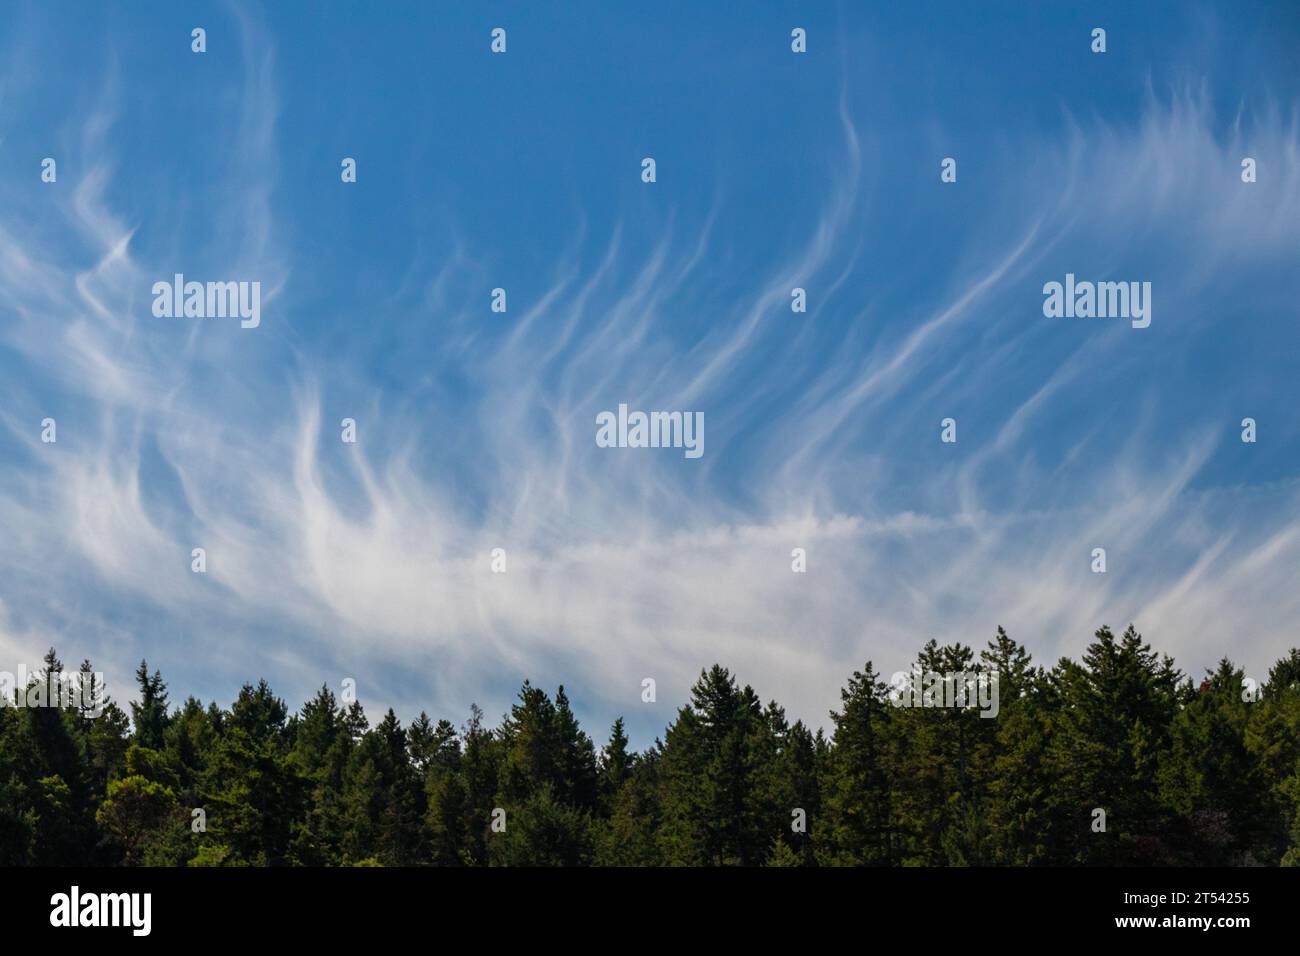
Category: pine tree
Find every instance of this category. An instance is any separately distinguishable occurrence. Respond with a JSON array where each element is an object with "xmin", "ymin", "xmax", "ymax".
[
  {"xmin": 287, "ymin": 686, "xmax": 350, "ymax": 865},
  {"xmin": 487, "ymin": 785, "xmax": 593, "ymax": 866},
  {"xmin": 130, "ymin": 660, "xmax": 171, "ymax": 750},
  {"xmin": 595, "ymin": 748, "xmax": 662, "ymax": 865},
  {"xmin": 458, "ymin": 704, "xmax": 502, "ymax": 865},
  {"xmin": 980, "ymin": 629, "xmax": 1054, "ymax": 865},
  {"xmin": 3, "ymin": 630, "xmax": 1297, "ymax": 868},
  {"xmin": 818, "ymin": 662, "xmax": 895, "ymax": 865},
  {"xmin": 423, "ymin": 719, "xmax": 466, "ymax": 865},
  {"xmin": 658, "ymin": 666, "xmax": 771, "ymax": 865},
  {"xmin": 200, "ymin": 681, "xmax": 298, "ymax": 866},
  {"xmin": 598, "ymin": 717, "xmax": 633, "ymax": 814},
  {"xmin": 1159, "ymin": 659, "xmax": 1280, "ymax": 864},
  {"xmin": 553, "ymin": 687, "xmax": 599, "ymax": 812},
  {"xmin": 498, "ymin": 682, "xmax": 559, "ymax": 805},
  {"xmin": 1046, "ymin": 626, "xmax": 1182, "ymax": 864}
]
